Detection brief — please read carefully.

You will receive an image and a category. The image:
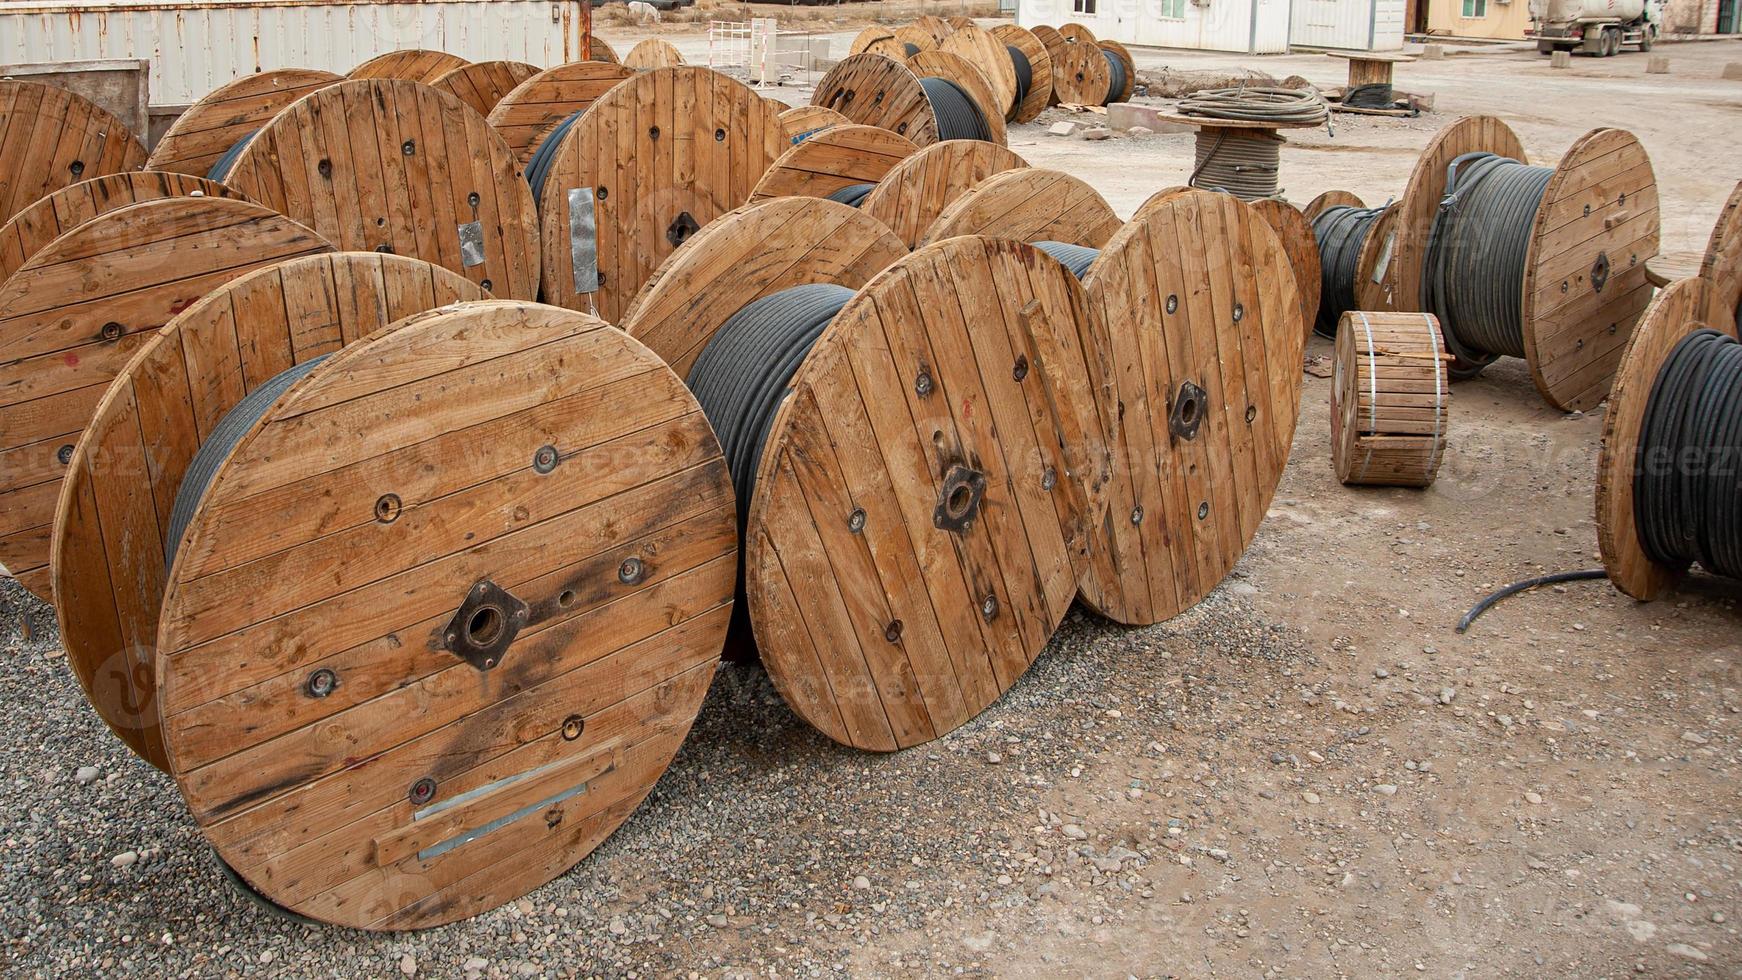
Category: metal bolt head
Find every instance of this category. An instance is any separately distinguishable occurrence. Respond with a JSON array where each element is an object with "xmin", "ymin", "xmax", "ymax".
[
  {"xmin": 318, "ymin": 159, "xmax": 333, "ymax": 178},
  {"xmin": 847, "ymin": 508, "xmax": 867, "ymax": 533},
  {"xmin": 374, "ymin": 493, "xmax": 402, "ymax": 523},
  {"xmin": 69, "ymin": 160, "xmax": 85, "ymax": 177},
  {"xmin": 467, "ymin": 191, "xmax": 481, "ymax": 208},
  {"xmin": 1198, "ymin": 501, "xmax": 1210, "ymax": 520},
  {"xmin": 401, "ymin": 139, "xmax": 416, "ymax": 156},
  {"xmin": 618, "ymin": 556, "xmax": 645, "ymax": 585},
  {"xmin": 1012, "ymin": 355, "xmax": 1029, "ymax": 382},
  {"xmin": 408, "ymin": 777, "xmax": 437, "ymax": 806},
  {"xmin": 884, "ymin": 620, "xmax": 903, "ymax": 643},
  {"xmin": 562, "ymin": 714, "xmax": 585, "ymax": 741},
  {"xmin": 715, "ymin": 128, "xmax": 727, "ymax": 142},
  {"xmin": 480, "ymin": 279, "xmax": 493, "ymax": 291},
  {"xmin": 56, "ymin": 444, "xmax": 74, "ymax": 465},
  {"xmin": 1166, "ymin": 295, "xmax": 1178, "ymax": 314},
  {"xmin": 1245, "ymin": 405, "xmax": 1257, "ymax": 424},
  {"xmin": 980, "ymin": 595, "xmax": 998, "ymax": 621},
  {"xmin": 533, "ymin": 445, "xmax": 559, "ymax": 473},
  {"xmin": 1041, "ymin": 466, "xmax": 1057, "ymax": 491},
  {"xmin": 100, "ymin": 322, "xmax": 124, "ymax": 342},
  {"xmin": 1232, "ymin": 302, "xmax": 1244, "ymax": 323},
  {"xmin": 305, "ymin": 668, "xmax": 338, "ymax": 698},
  {"xmin": 914, "ymin": 371, "xmax": 934, "ymax": 397},
  {"xmin": 1130, "ymin": 506, "xmax": 1144, "ymax": 526}
]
